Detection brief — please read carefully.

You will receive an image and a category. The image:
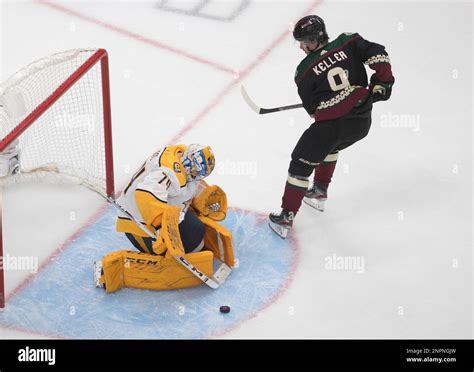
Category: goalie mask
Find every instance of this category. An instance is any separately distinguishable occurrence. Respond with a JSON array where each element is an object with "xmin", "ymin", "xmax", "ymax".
[{"xmin": 182, "ymin": 144, "xmax": 215, "ymax": 181}]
